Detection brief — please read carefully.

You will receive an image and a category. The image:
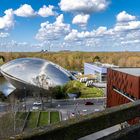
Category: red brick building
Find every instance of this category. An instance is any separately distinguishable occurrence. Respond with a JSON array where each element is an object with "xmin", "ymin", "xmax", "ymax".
[{"xmin": 107, "ymin": 68, "xmax": 140, "ymax": 107}]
